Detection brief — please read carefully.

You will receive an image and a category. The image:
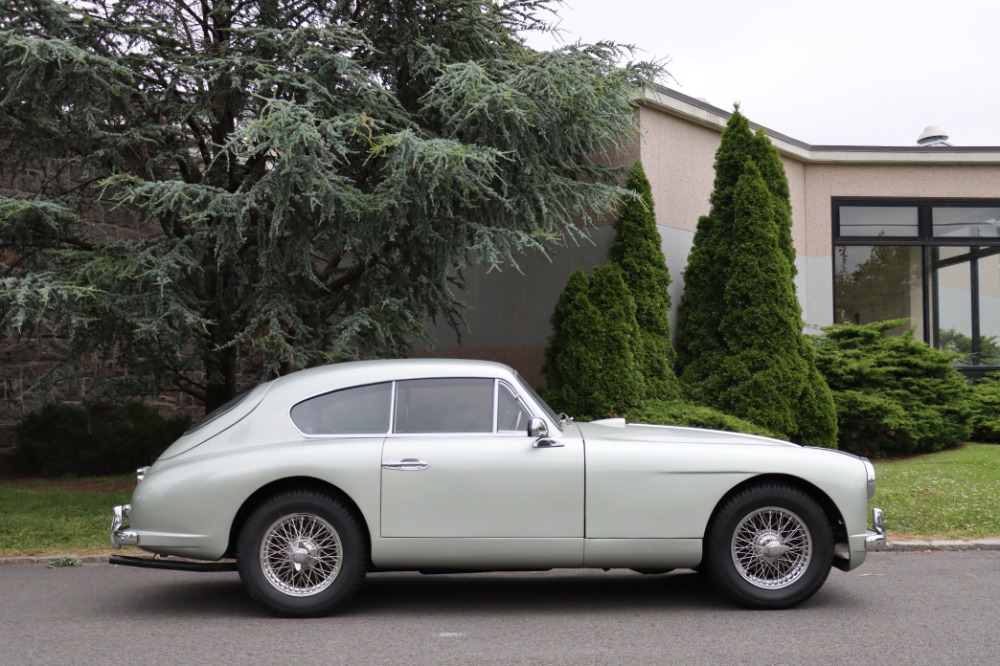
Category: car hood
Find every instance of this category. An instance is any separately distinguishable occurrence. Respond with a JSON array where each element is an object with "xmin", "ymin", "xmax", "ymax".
[{"xmin": 574, "ymin": 418, "xmax": 799, "ymax": 448}]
